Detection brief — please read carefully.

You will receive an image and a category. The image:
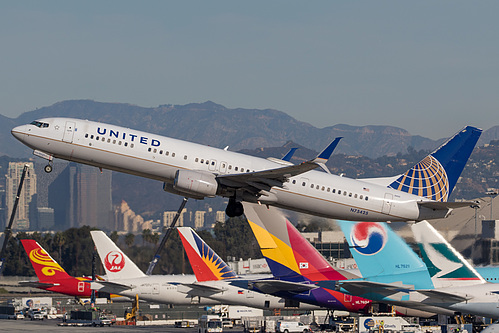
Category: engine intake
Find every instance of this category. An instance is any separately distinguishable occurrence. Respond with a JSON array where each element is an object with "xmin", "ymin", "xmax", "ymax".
[{"xmin": 173, "ymin": 170, "xmax": 218, "ymax": 198}]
